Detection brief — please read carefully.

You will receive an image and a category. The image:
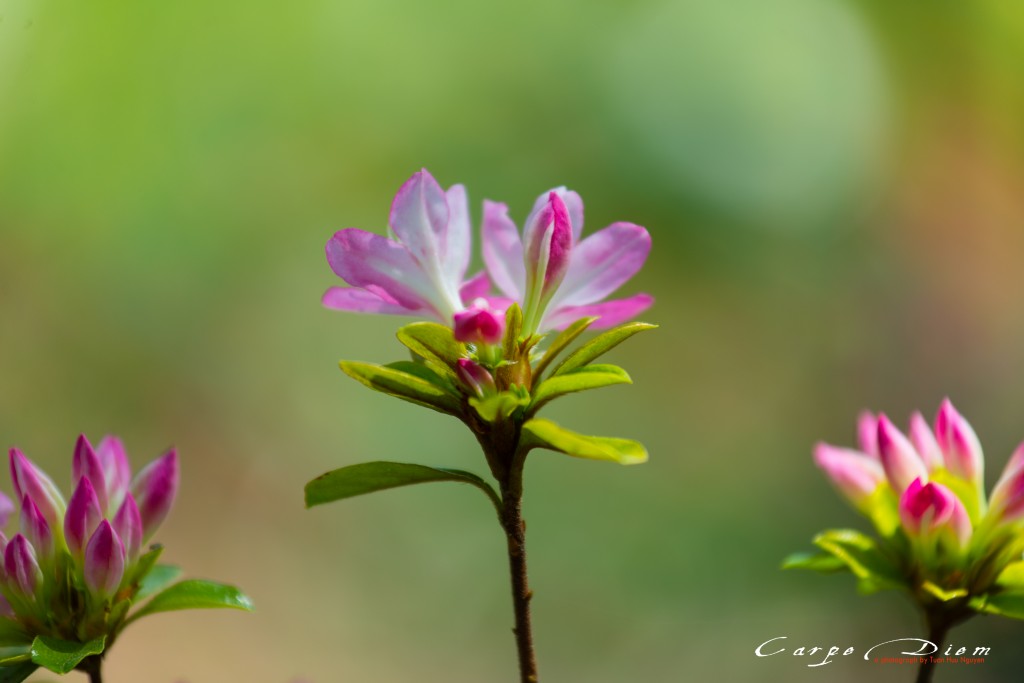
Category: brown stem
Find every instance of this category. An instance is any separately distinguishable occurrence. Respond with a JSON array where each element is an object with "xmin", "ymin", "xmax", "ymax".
[
  {"xmin": 499, "ymin": 452, "xmax": 538, "ymax": 683},
  {"xmin": 79, "ymin": 655, "xmax": 104, "ymax": 683},
  {"xmin": 915, "ymin": 614, "xmax": 952, "ymax": 683}
]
